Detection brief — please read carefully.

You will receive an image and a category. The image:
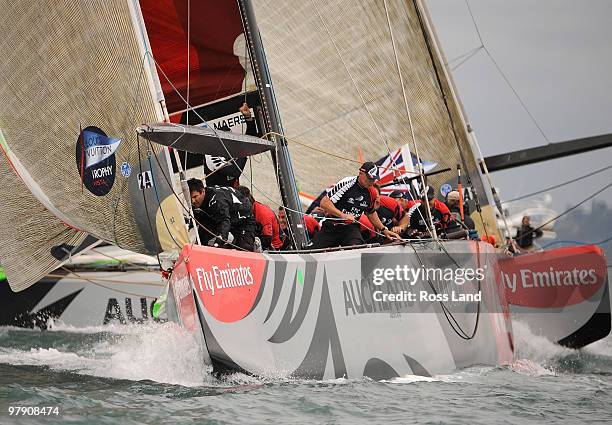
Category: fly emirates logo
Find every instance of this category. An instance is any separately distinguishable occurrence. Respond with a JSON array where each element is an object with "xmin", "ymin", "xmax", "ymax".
[
  {"xmin": 194, "ymin": 264, "xmax": 254, "ymax": 296},
  {"xmin": 501, "ymin": 266, "xmax": 598, "ymax": 293}
]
